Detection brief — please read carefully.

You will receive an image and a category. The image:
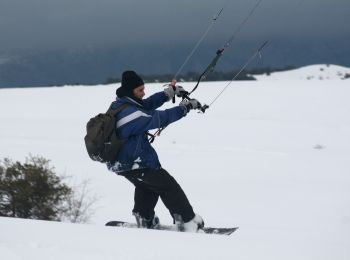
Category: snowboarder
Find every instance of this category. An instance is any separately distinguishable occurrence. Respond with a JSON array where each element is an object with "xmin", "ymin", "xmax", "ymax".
[{"xmin": 107, "ymin": 70, "xmax": 204, "ymax": 232}]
